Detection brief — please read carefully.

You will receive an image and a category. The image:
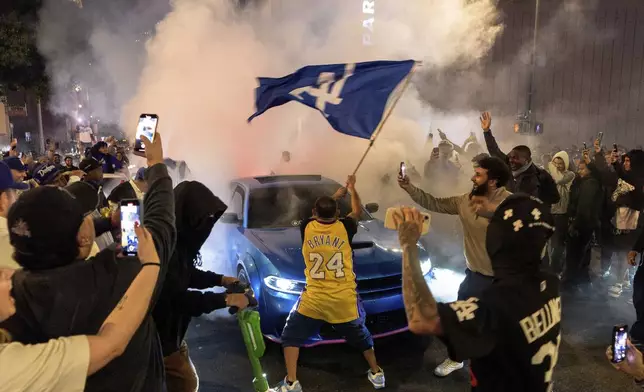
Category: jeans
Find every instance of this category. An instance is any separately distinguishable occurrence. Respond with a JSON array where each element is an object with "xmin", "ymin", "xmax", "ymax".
[
  {"xmin": 563, "ymin": 228, "xmax": 594, "ymax": 287},
  {"xmin": 549, "ymin": 214, "xmax": 569, "ymax": 274}
]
